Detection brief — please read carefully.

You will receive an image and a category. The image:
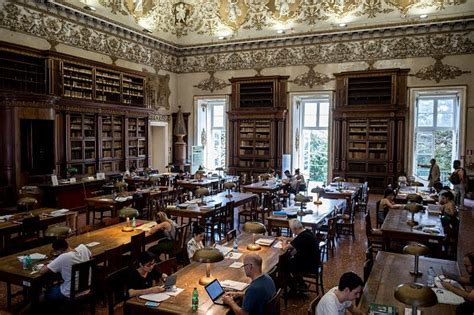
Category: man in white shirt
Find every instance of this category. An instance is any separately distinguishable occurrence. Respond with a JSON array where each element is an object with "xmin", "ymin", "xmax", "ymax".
[
  {"xmin": 40, "ymin": 239, "xmax": 92, "ymax": 300},
  {"xmin": 316, "ymin": 272, "xmax": 364, "ymax": 315}
]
